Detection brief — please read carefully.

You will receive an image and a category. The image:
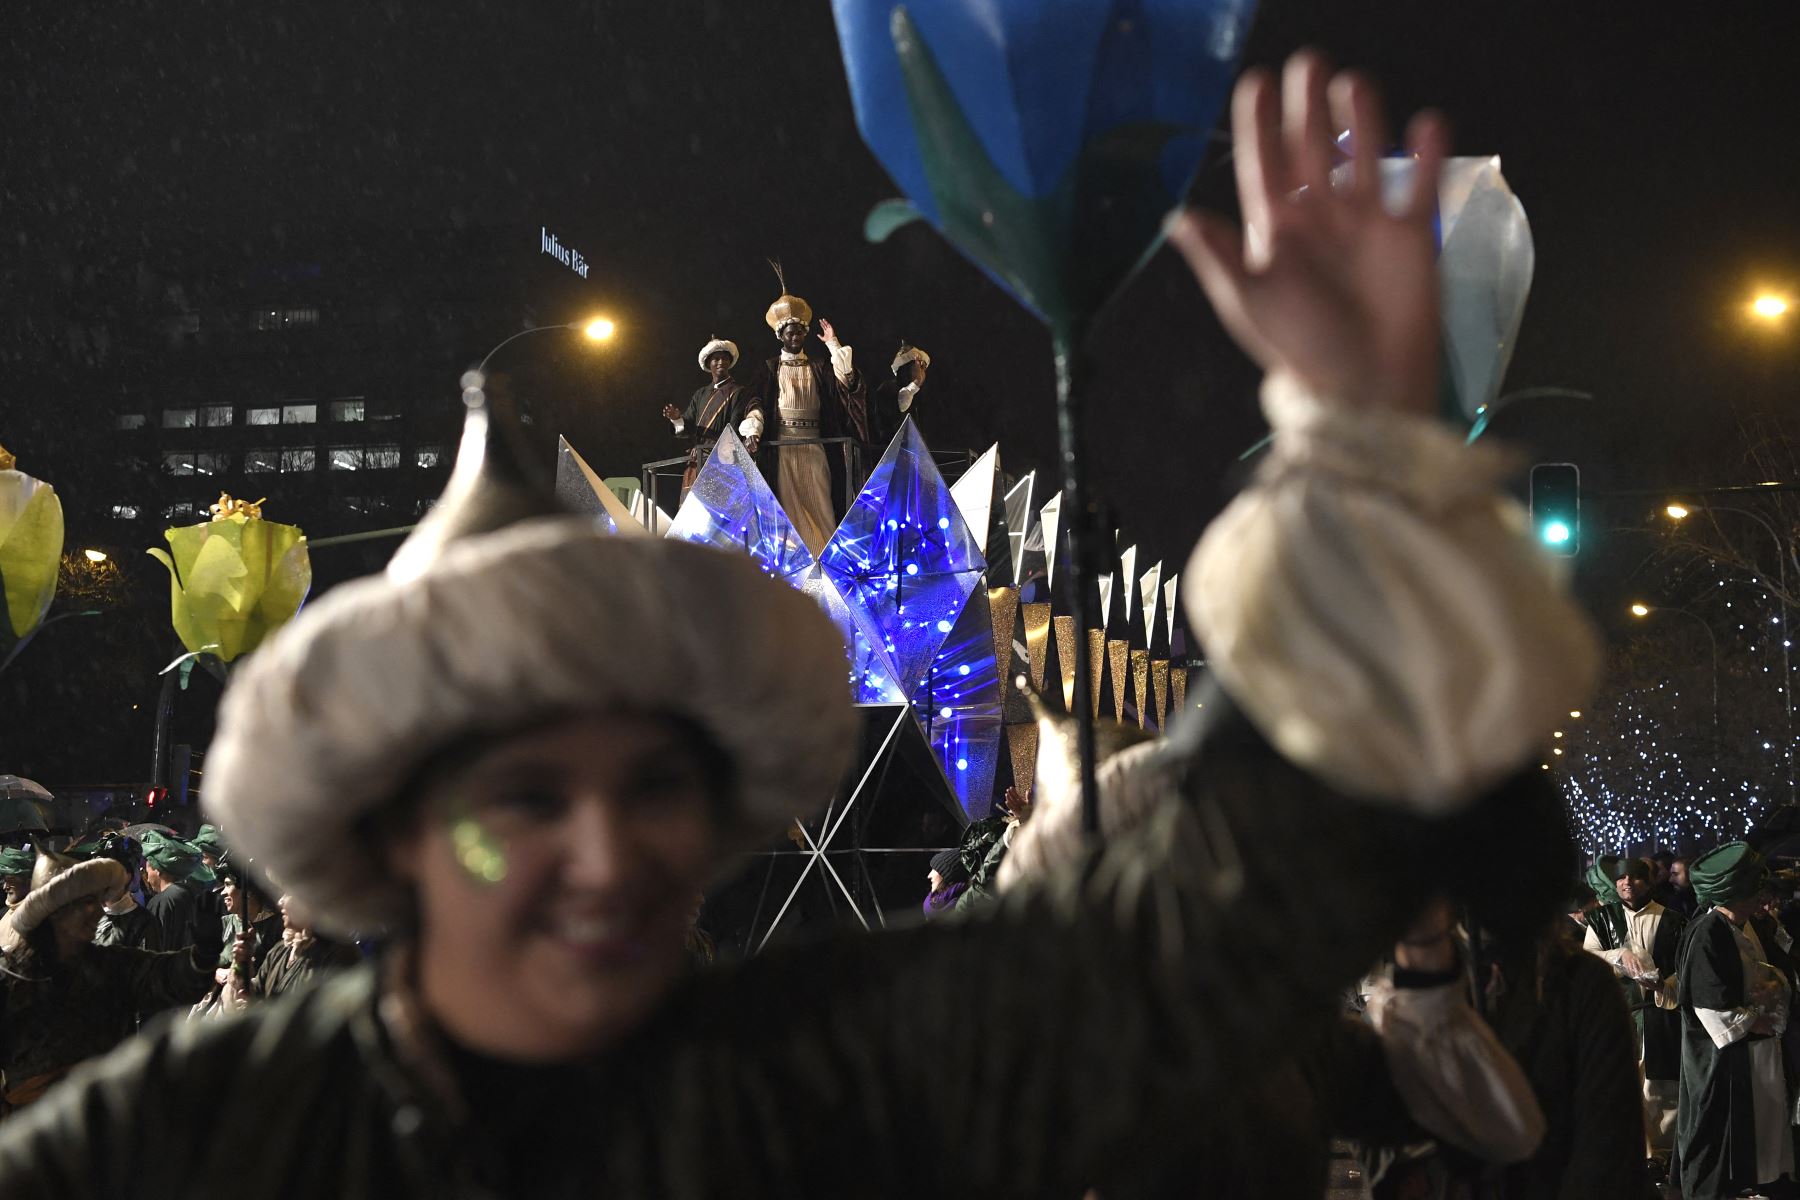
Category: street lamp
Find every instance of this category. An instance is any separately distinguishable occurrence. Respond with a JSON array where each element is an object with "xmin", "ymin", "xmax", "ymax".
[
  {"xmin": 1664, "ymin": 500, "xmax": 1795, "ymax": 799},
  {"xmin": 1630, "ymin": 601, "xmax": 1720, "ymax": 727},
  {"xmin": 83, "ymin": 549, "xmax": 108, "ymax": 563},
  {"xmin": 477, "ymin": 317, "xmax": 619, "ymax": 375},
  {"xmin": 1751, "ymin": 294, "xmax": 1790, "ymax": 321}
]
